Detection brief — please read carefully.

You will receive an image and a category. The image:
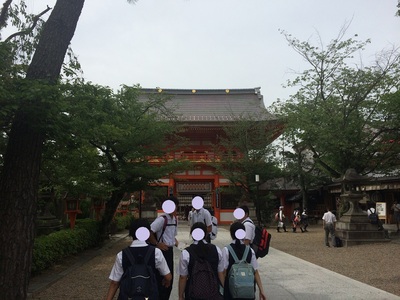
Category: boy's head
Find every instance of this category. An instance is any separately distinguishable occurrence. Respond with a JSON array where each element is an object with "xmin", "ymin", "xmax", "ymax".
[
  {"xmin": 190, "ymin": 222, "xmax": 207, "ymax": 240},
  {"xmin": 239, "ymin": 205, "xmax": 249, "ymax": 220},
  {"xmin": 129, "ymin": 218, "xmax": 150, "ymax": 240},
  {"xmin": 230, "ymin": 221, "xmax": 245, "ymax": 240}
]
